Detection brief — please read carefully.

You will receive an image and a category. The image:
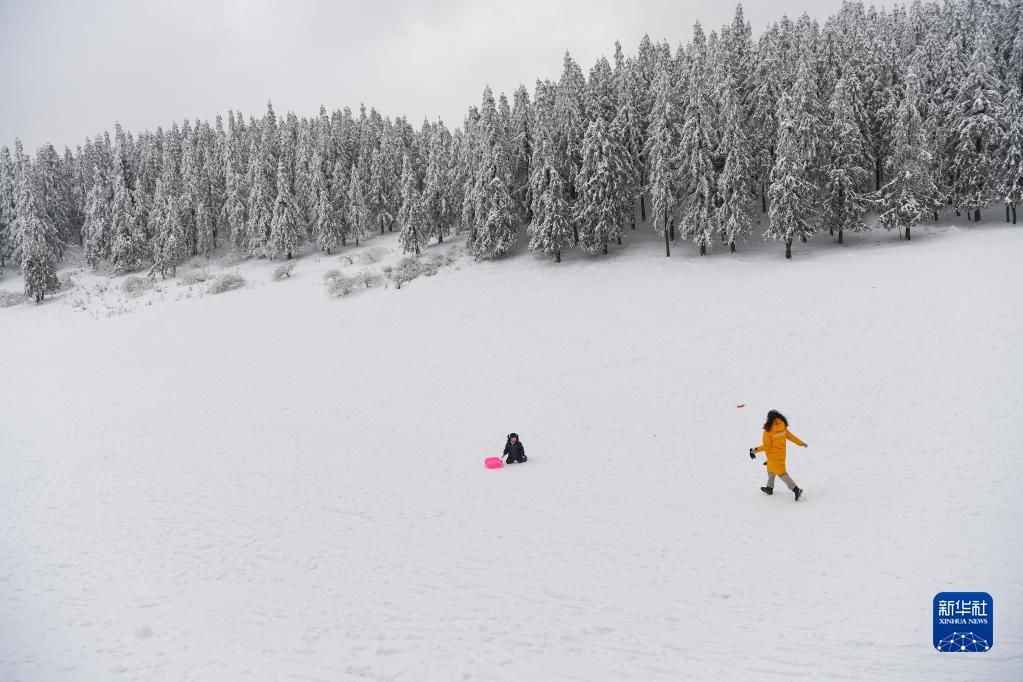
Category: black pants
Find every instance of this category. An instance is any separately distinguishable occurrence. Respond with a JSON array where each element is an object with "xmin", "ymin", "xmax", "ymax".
[{"xmin": 506, "ymin": 453, "xmax": 527, "ymax": 464}]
